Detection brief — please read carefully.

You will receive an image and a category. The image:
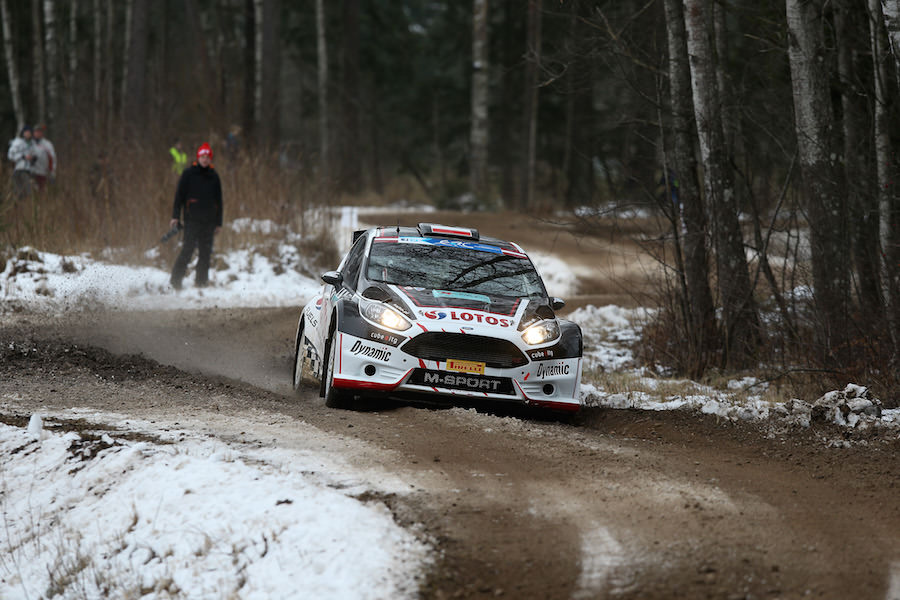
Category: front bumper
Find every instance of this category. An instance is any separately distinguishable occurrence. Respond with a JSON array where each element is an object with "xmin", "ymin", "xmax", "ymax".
[{"xmin": 330, "ymin": 332, "xmax": 582, "ymax": 412}]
